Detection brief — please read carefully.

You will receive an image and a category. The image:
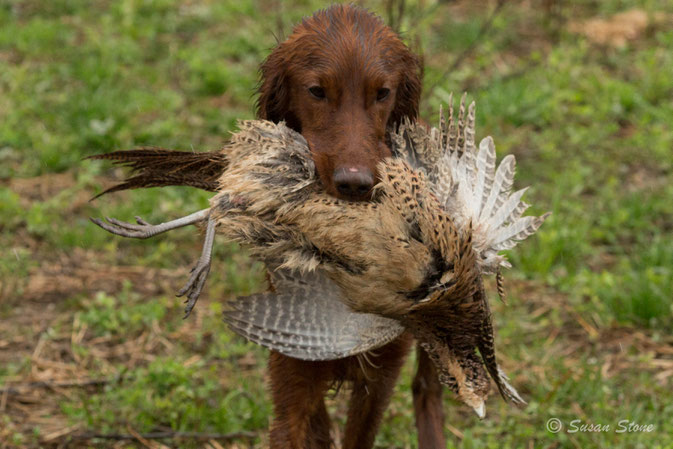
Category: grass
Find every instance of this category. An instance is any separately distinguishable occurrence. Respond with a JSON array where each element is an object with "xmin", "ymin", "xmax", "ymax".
[{"xmin": 1, "ymin": 0, "xmax": 672, "ymax": 448}]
